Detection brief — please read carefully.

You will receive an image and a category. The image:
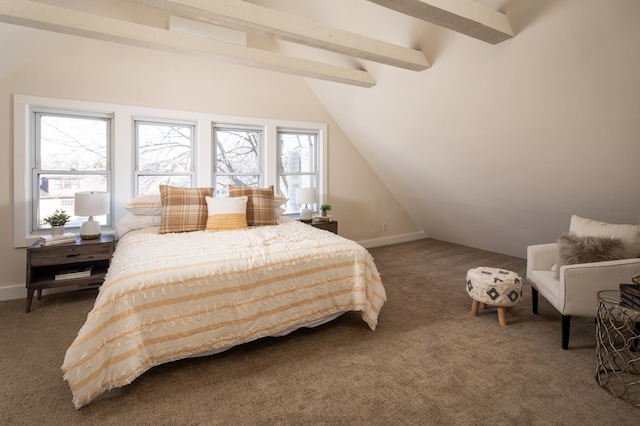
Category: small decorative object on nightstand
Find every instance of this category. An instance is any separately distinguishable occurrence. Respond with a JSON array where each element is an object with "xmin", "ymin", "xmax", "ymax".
[
  {"xmin": 41, "ymin": 209, "xmax": 71, "ymax": 237},
  {"xmin": 320, "ymin": 204, "xmax": 331, "ymax": 216},
  {"xmin": 25, "ymin": 235, "xmax": 115, "ymax": 312}
]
